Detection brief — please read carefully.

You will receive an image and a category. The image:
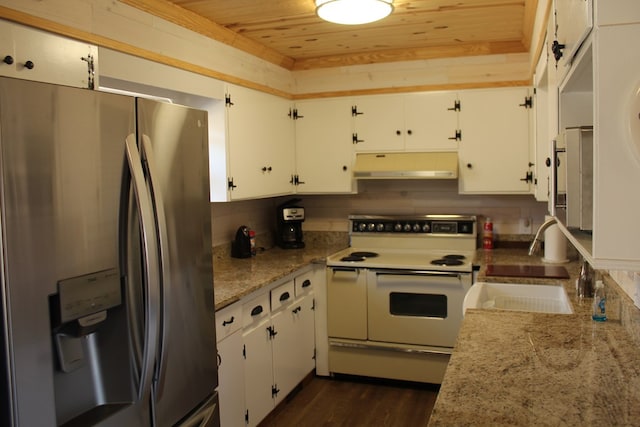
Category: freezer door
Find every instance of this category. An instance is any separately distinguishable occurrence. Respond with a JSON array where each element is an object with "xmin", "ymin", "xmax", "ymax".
[
  {"xmin": 0, "ymin": 77, "xmax": 150, "ymax": 426},
  {"xmin": 136, "ymin": 98, "xmax": 218, "ymax": 426}
]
